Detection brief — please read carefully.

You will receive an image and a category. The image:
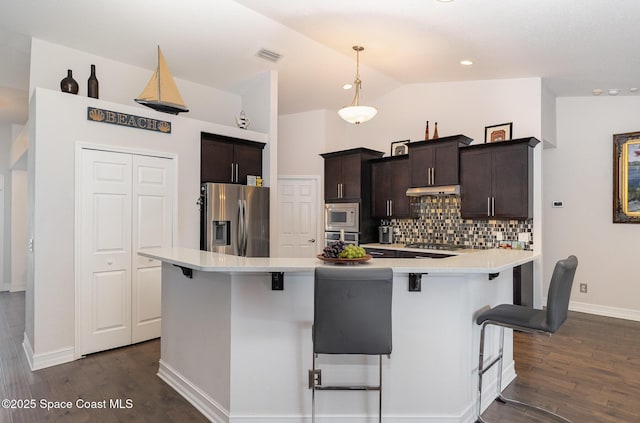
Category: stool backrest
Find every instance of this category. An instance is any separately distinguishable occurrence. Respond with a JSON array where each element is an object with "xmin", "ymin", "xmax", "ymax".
[
  {"xmin": 545, "ymin": 255, "xmax": 578, "ymax": 332},
  {"xmin": 313, "ymin": 267, "xmax": 393, "ymax": 355}
]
